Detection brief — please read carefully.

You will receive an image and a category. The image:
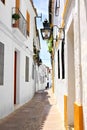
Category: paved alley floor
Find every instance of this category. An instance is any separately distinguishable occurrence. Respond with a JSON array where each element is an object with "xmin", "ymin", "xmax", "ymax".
[{"xmin": 0, "ymin": 89, "xmax": 65, "ymax": 130}]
